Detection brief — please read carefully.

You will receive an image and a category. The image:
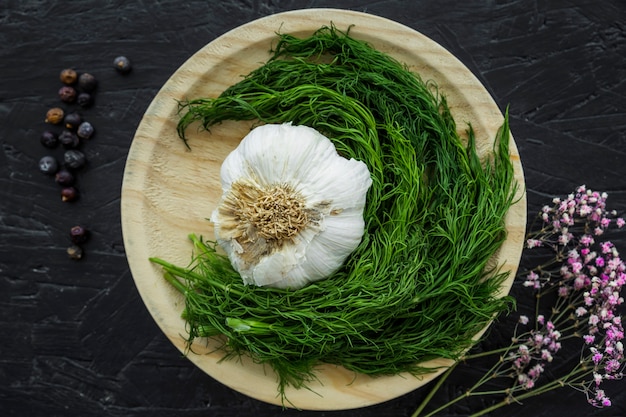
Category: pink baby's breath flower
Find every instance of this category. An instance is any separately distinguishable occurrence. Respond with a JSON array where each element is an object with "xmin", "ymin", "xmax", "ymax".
[
  {"xmin": 571, "ymin": 261, "xmax": 583, "ymax": 274},
  {"xmin": 580, "ymin": 234, "xmax": 595, "ymax": 246},
  {"xmin": 526, "ymin": 238, "xmax": 542, "ymax": 248},
  {"xmin": 468, "ymin": 187, "xmax": 624, "ymax": 413},
  {"xmin": 585, "ymin": 251, "xmax": 597, "ymax": 264},
  {"xmin": 605, "ymin": 359, "xmax": 621, "ymax": 373},
  {"xmin": 592, "ymin": 351, "xmax": 603, "ymax": 364},
  {"xmin": 541, "ymin": 349, "xmax": 553, "ymax": 362},
  {"xmin": 528, "ymin": 364, "xmax": 544, "ymax": 379},
  {"xmin": 579, "ymin": 204, "xmax": 592, "ymax": 217},
  {"xmin": 593, "ymin": 372, "xmax": 603, "ymax": 385},
  {"xmin": 574, "ymin": 275, "xmax": 587, "ymax": 290},
  {"xmin": 601, "ymin": 242, "xmax": 613, "ymax": 254},
  {"xmin": 558, "ymin": 233, "xmax": 571, "ymax": 245},
  {"xmin": 576, "ymin": 307, "xmax": 588, "ymax": 317},
  {"xmin": 524, "ymin": 378, "xmax": 535, "ymax": 390}
]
